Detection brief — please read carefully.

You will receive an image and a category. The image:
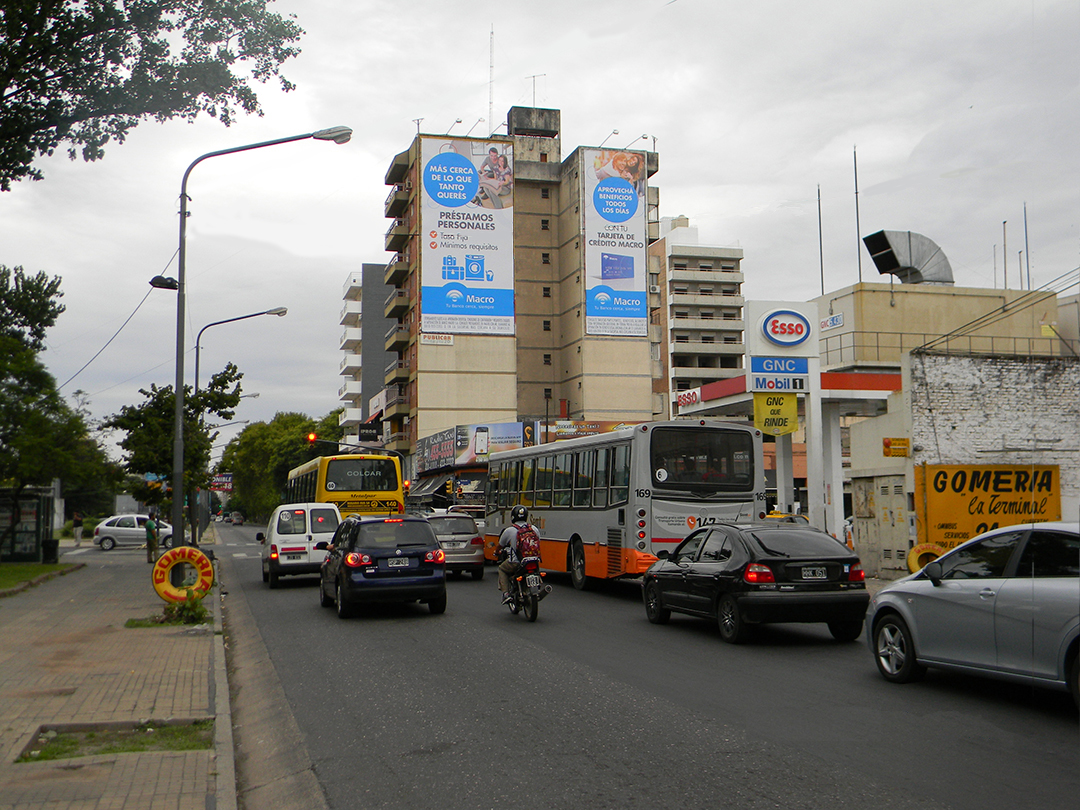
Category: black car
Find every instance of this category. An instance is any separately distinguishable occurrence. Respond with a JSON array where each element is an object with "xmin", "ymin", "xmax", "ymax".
[
  {"xmin": 643, "ymin": 523, "xmax": 869, "ymax": 642},
  {"xmin": 317, "ymin": 515, "xmax": 447, "ymax": 618}
]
